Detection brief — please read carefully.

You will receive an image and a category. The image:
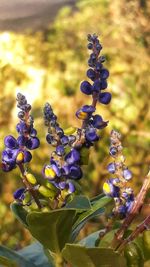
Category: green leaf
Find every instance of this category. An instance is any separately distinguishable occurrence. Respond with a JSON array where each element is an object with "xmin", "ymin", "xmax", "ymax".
[
  {"xmin": 62, "ymin": 244, "xmax": 127, "ymax": 267},
  {"xmin": 71, "ymin": 196, "xmax": 112, "ymax": 240},
  {"xmin": 0, "ymin": 245, "xmax": 37, "ymax": 267},
  {"xmin": 142, "ymin": 230, "xmax": 150, "ymax": 261},
  {"xmin": 65, "ymin": 195, "xmax": 91, "ymax": 210},
  {"xmin": 124, "ymin": 243, "xmax": 144, "ymax": 267},
  {"xmin": 79, "ymin": 231, "xmax": 100, "ymax": 247},
  {"xmin": 27, "ymin": 209, "xmax": 76, "ymax": 253},
  {"xmin": 10, "ymin": 202, "xmax": 28, "ymax": 227},
  {"xmin": 90, "ymin": 193, "xmax": 105, "ymax": 204},
  {"xmin": 0, "ymin": 256, "xmax": 18, "ymax": 267},
  {"xmin": 98, "ymin": 229, "xmax": 117, "ymax": 248},
  {"xmin": 18, "ymin": 242, "xmax": 54, "ymax": 267}
]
